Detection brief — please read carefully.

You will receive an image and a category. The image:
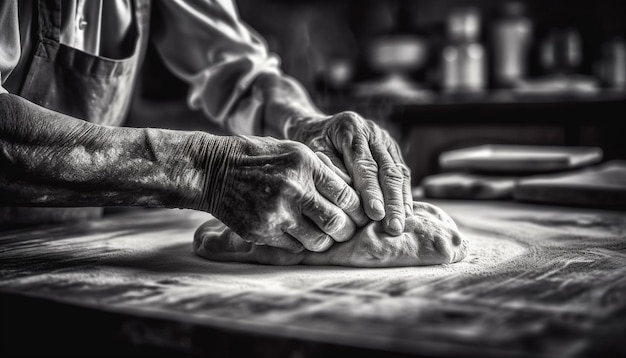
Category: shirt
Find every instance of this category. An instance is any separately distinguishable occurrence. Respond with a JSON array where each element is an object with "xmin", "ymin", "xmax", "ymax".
[{"xmin": 0, "ymin": 0, "xmax": 281, "ymax": 135}]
